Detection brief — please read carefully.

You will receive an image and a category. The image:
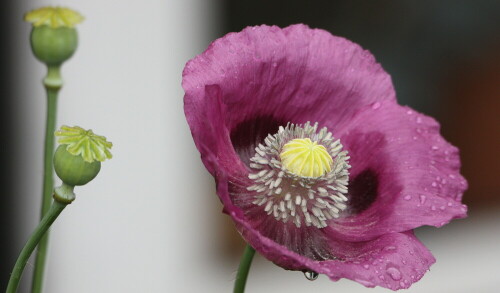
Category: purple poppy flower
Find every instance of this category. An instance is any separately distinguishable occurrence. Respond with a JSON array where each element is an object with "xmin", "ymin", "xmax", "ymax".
[{"xmin": 183, "ymin": 24, "xmax": 467, "ymax": 290}]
